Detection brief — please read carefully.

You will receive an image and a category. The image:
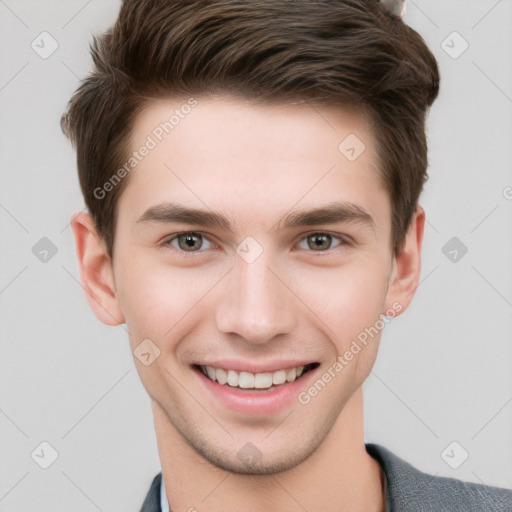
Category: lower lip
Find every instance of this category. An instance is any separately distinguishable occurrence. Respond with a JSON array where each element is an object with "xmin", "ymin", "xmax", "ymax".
[{"xmin": 193, "ymin": 365, "xmax": 319, "ymax": 416}]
